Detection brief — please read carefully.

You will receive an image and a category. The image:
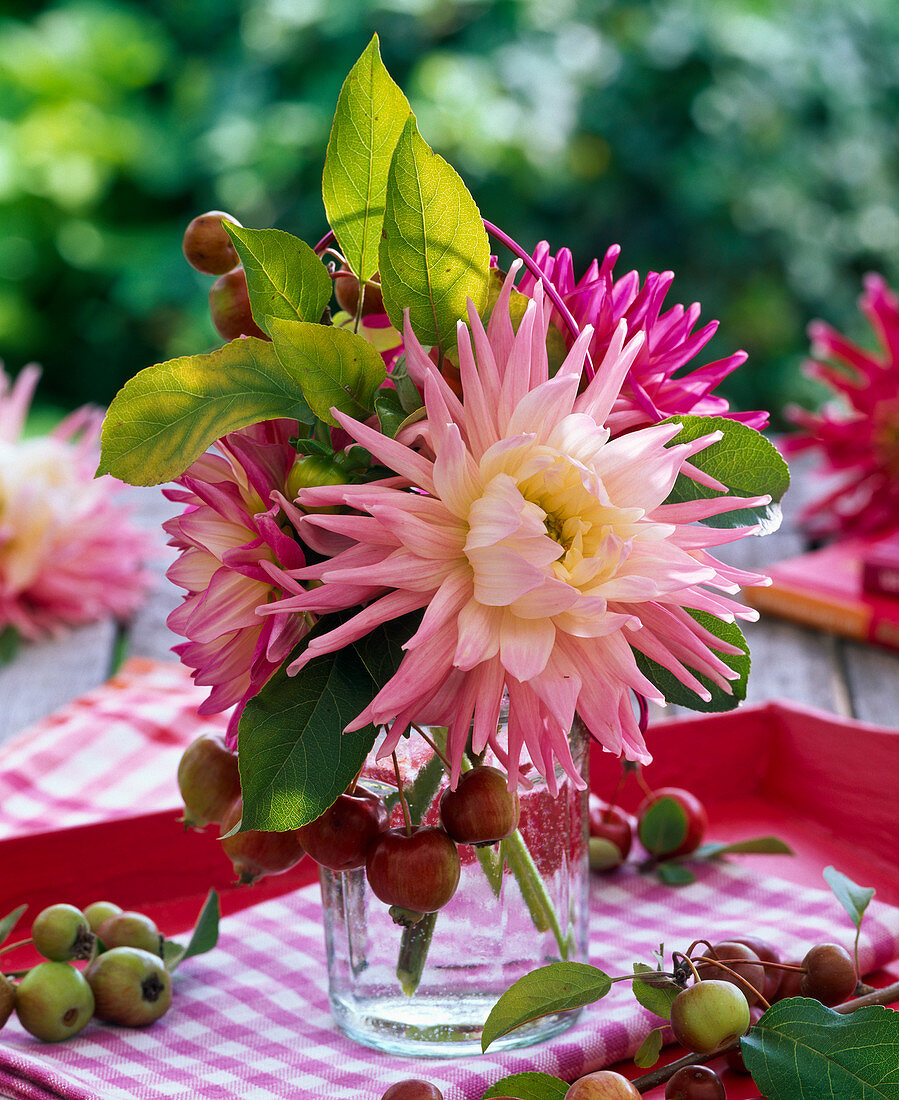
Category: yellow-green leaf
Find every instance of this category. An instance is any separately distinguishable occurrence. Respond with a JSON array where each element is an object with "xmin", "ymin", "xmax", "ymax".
[
  {"xmin": 379, "ymin": 117, "xmax": 490, "ymax": 357},
  {"xmin": 323, "ymin": 34, "xmax": 411, "ymax": 283},
  {"xmin": 481, "ymin": 961, "xmax": 611, "ymax": 1051},
  {"xmin": 268, "ymin": 317, "xmax": 386, "ymax": 426},
  {"xmin": 224, "ymin": 224, "xmax": 332, "ymax": 334},
  {"xmin": 97, "ymin": 338, "xmax": 313, "ymax": 486}
]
